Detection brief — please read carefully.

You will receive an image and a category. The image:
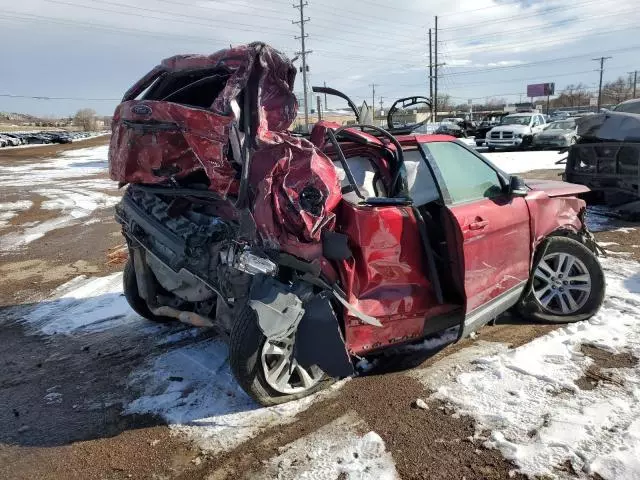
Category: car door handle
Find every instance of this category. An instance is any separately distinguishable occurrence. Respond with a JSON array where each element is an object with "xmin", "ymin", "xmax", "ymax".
[{"xmin": 468, "ymin": 219, "xmax": 489, "ymax": 230}]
